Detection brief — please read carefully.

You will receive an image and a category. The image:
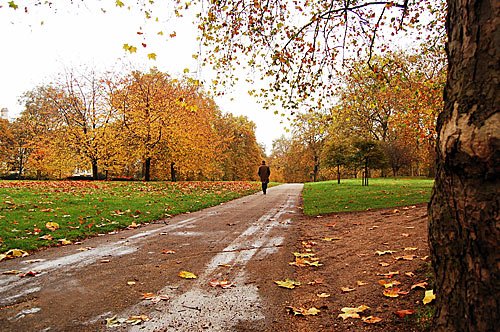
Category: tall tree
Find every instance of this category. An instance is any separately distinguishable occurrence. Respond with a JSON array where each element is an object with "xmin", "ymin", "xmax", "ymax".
[{"xmin": 428, "ymin": 0, "xmax": 499, "ymax": 330}]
